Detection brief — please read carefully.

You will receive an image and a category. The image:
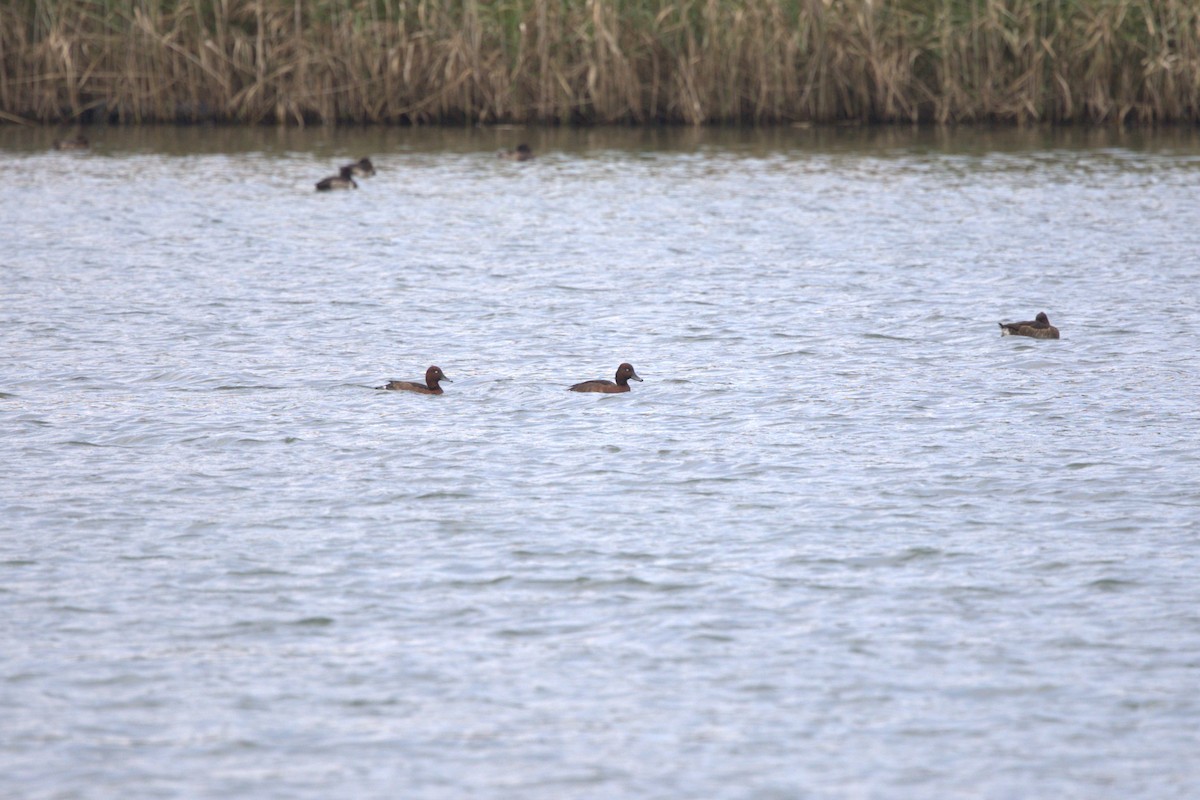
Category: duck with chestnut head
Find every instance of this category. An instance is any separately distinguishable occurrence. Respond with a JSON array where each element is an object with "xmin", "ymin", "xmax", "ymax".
[
  {"xmin": 376, "ymin": 366, "xmax": 452, "ymax": 395},
  {"xmin": 569, "ymin": 363, "xmax": 642, "ymax": 393}
]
